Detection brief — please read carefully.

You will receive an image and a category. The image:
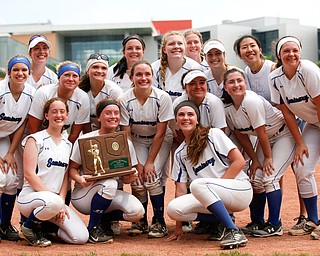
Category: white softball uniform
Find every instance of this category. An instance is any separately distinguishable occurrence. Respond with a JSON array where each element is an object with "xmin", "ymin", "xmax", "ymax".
[
  {"xmin": 26, "ymin": 67, "xmax": 58, "ymax": 90},
  {"xmin": 70, "ymin": 130, "xmax": 144, "ymax": 222},
  {"xmin": 269, "ymin": 59, "xmax": 320, "ymax": 198},
  {"xmin": 152, "ymin": 57, "xmax": 203, "ymax": 102},
  {"xmin": 225, "ymin": 90, "xmax": 295, "ymax": 193},
  {"xmin": 0, "ymin": 78, "xmax": 35, "ymax": 195},
  {"xmin": 107, "ymin": 64, "xmax": 132, "ymax": 92},
  {"xmin": 16, "ymin": 130, "xmax": 88, "ymax": 244},
  {"xmin": 167, "ymin": 128, "xmax": 252, "ymax": 221},
  {"xmin": 118, "ymin": 87, "xmax": 174, "ymax": 201},
  {"xmin": 29, "ymin": 83, "xmax": 90, "ymax": 127},
  {"xmin": 172, "ymin": 92, "xmax": 227, "ymax": 129},
  {"xmin": 88, "ymin": 80, "xmax": 123, "ymax": 130},
  {"xmin": 245, "ymin": 59, "xmax": 275, "ymax": 104}
]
